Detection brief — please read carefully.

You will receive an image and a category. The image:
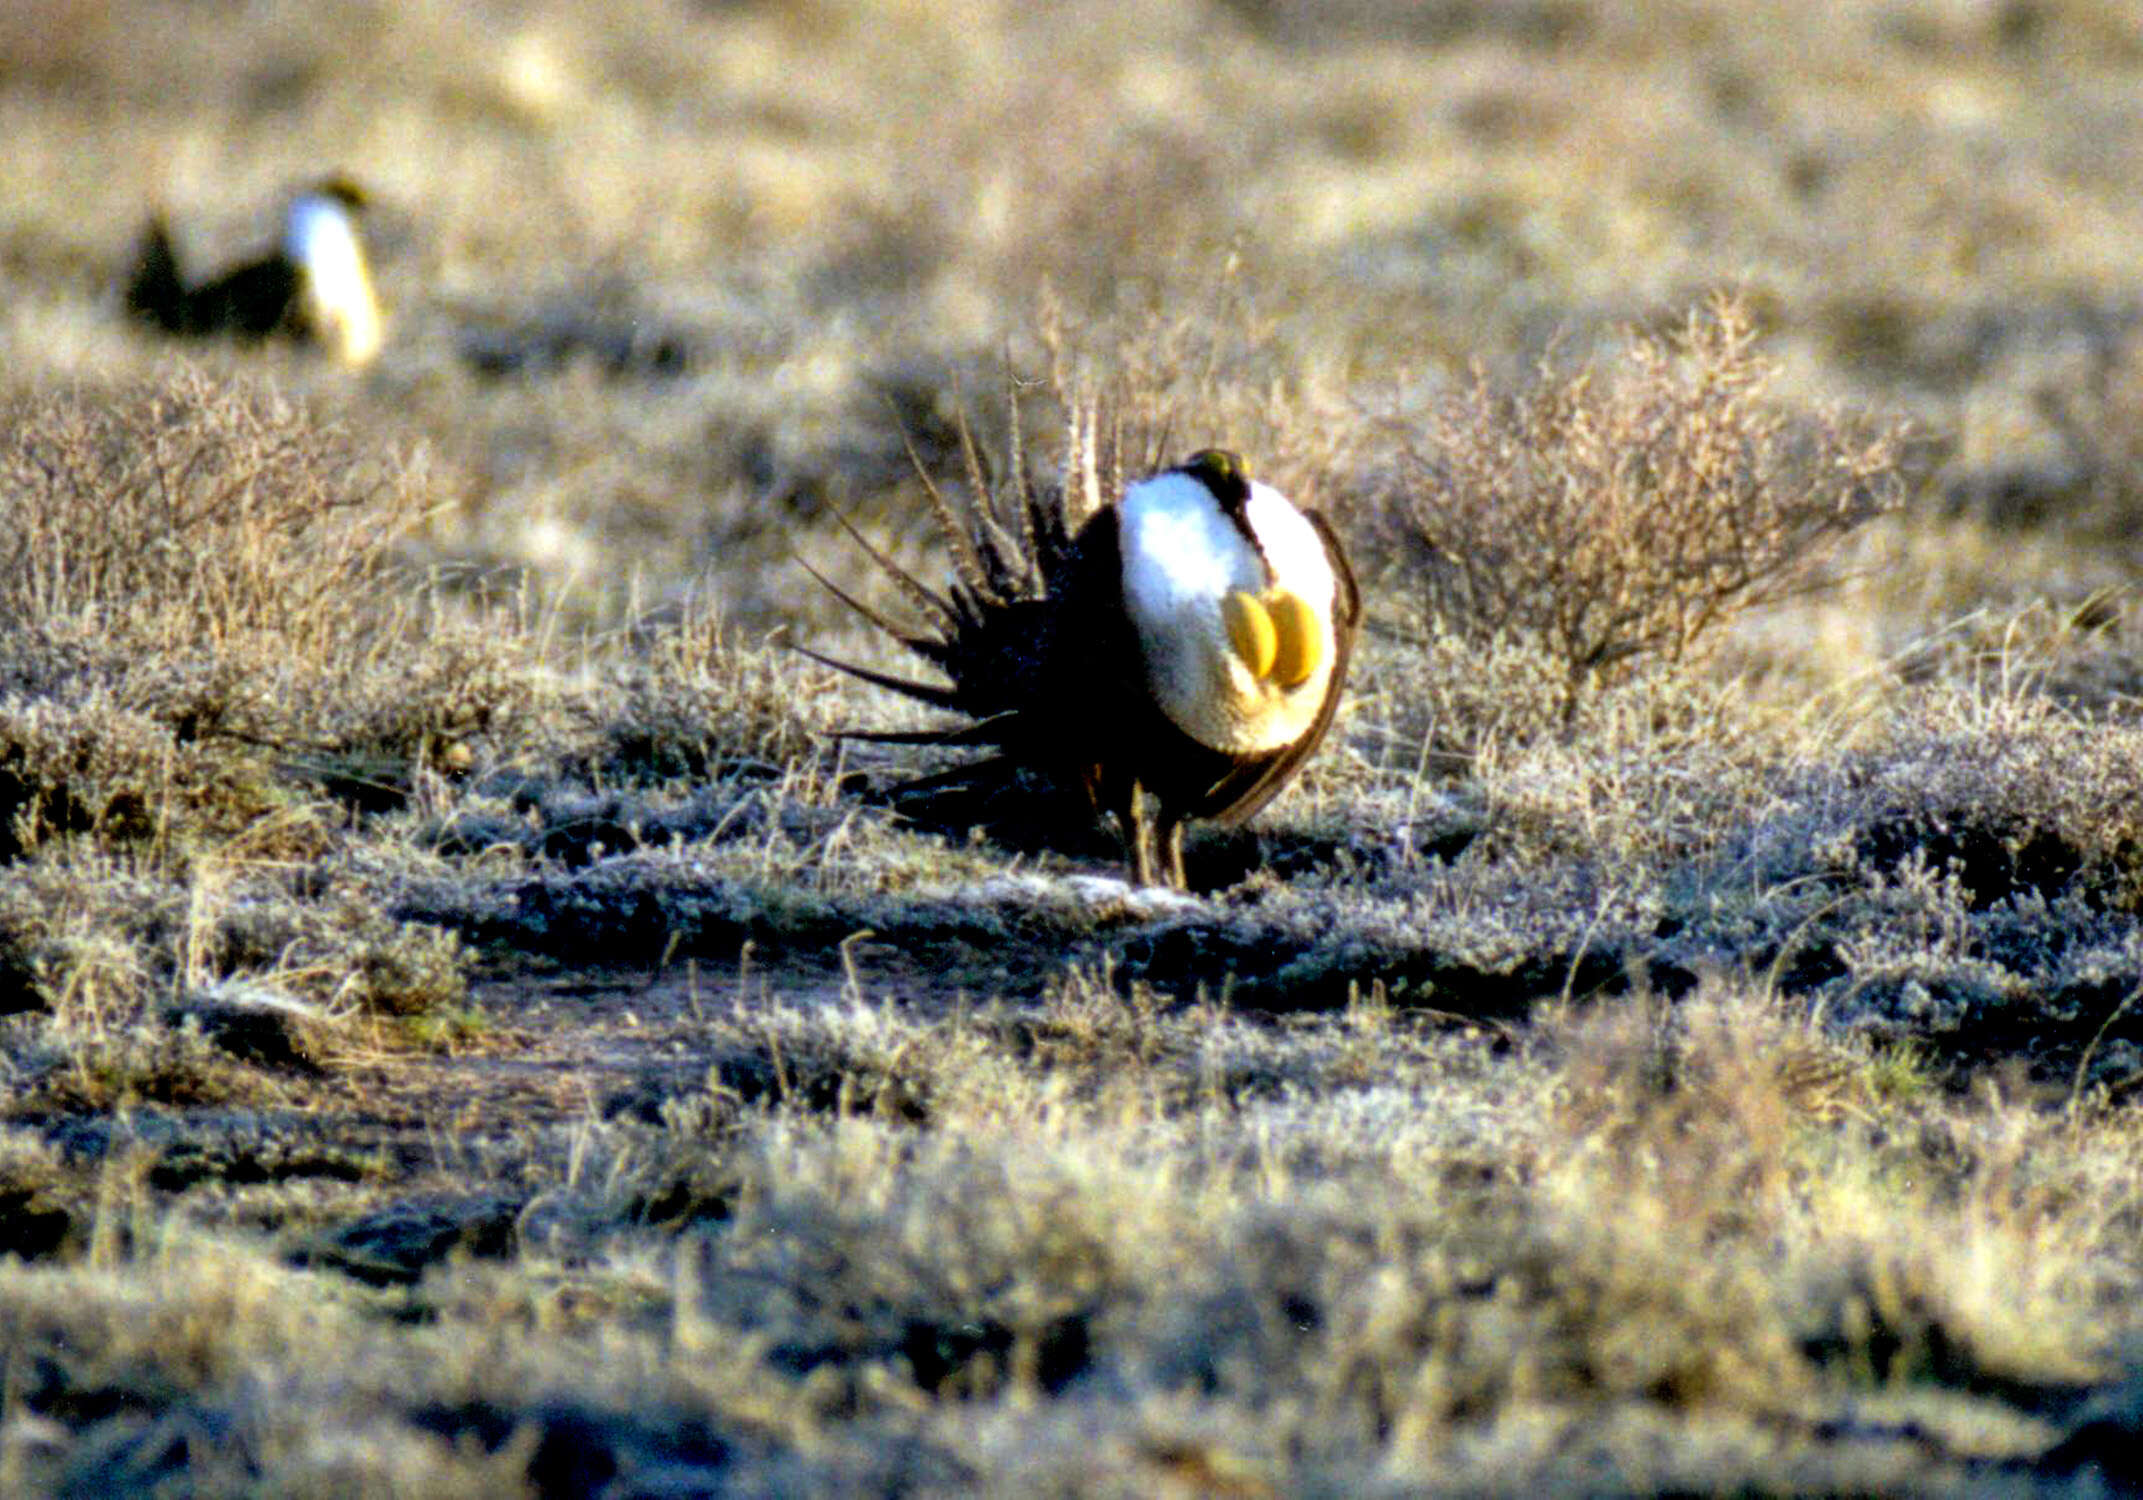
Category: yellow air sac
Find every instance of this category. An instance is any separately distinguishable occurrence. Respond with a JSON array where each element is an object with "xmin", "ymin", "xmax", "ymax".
[
  {"xmin": 1266, "ymin": 588, "xmax": 1322, "ymax": 688},
  {"xmin": 1223, "ymin": 590, "xmax": 1279, "ymax": 680}
]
